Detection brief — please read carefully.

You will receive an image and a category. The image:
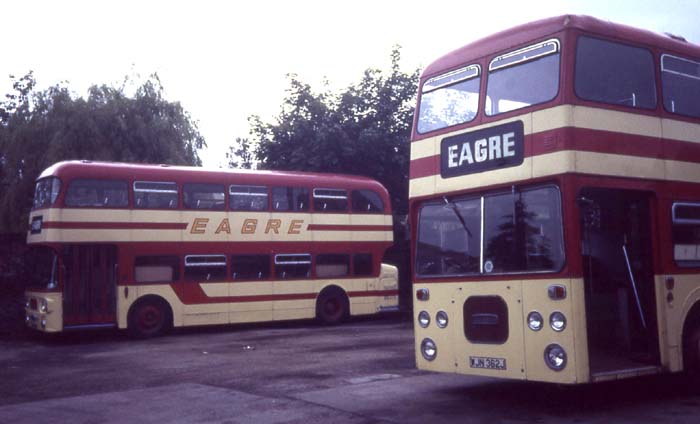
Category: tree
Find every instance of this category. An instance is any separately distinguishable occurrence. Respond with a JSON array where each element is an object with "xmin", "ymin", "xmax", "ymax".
[
  {"xmin": 0, "ymin": 72, "xmax": 205, "ymax": 233},
  {"xmin": 226, "ymin": 137, "xmax": 256, "ymax": 169},
  {"xmin": 237, "ymin": 47, "xmax": 419, "ymax": 214}
]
